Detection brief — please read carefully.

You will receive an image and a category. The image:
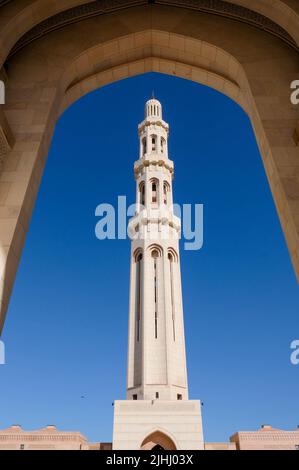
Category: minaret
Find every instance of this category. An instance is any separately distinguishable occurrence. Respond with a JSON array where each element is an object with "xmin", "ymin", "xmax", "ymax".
[
  {"xmin": 113, "ymin": 98, "xmax": 204, "ymax": 451},
  {"xmin": 126, "ymin": 98, "xmax": 188, "ymax": 402}
]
